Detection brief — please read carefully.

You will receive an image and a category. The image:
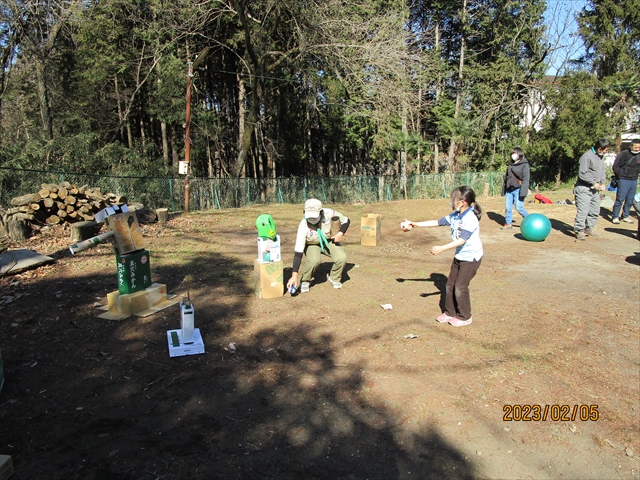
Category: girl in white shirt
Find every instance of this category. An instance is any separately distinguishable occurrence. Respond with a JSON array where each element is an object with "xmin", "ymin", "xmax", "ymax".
[{"xmin": 404, "ymin": 186, "xmax": 483, "ymax": 327}]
